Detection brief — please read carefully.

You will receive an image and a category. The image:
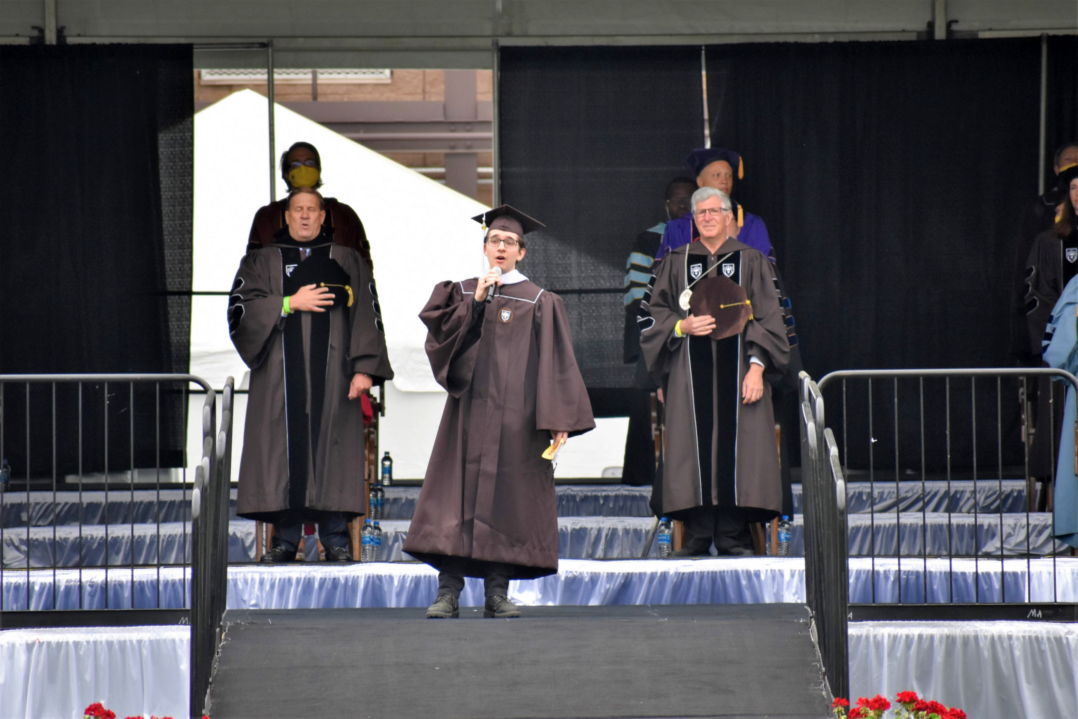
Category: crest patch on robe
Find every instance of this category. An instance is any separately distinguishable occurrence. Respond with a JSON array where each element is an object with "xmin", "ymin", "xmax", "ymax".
[
  {"xmin": 1067, "ymin": 247, "xmax": 1078, "ymax": 264},
  {"xmin": 689, "ymin": 262, "xmax": 703, "ymax": 280},
  {"xmin": 499, "ymin": 308, "xmax": 513, "ymax": 323},
  {"xmin": 722, "ymin": 263, "xmax": 736, "ymax": 278}
]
